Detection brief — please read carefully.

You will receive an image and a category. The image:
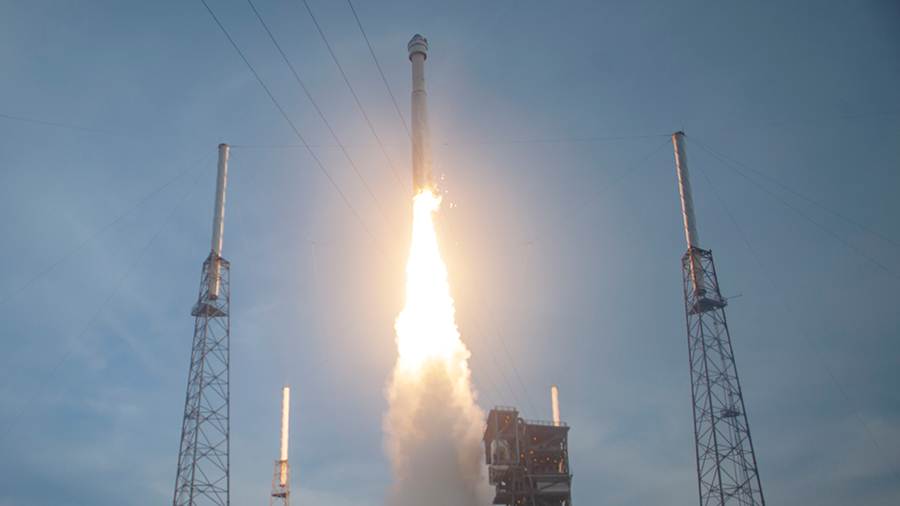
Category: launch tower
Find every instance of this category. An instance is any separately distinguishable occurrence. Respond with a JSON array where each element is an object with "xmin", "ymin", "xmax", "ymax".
[
  {"xmin": 673, "ymin": 132, "xmax": 765, "ymax": 506},
  {"xmin": 173, "ymin": 144, "xmax": 232, "ymax": 506},
  {"xmin": 484, "ymin": 403, "xmax": 572, "ymax": 506}
]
